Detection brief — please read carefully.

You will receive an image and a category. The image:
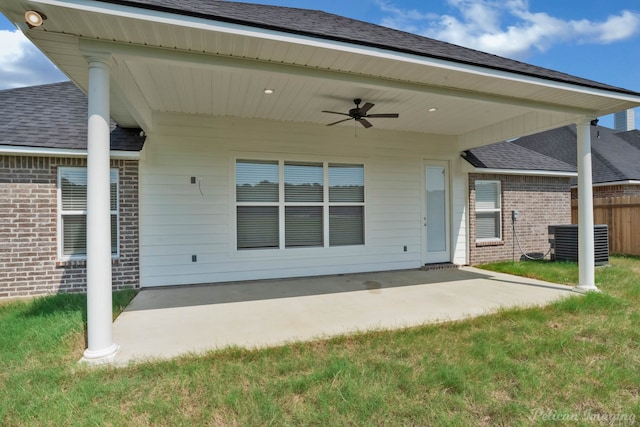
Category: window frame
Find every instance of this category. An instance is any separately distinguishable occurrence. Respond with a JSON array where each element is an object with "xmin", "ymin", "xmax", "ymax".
[
  {"xmin": 474, "ymin": 179, "xmax": 502, "ymax": 242},
  {"xmin": 234, "ymin": 157, "xmax": 365, "ymax": 251},
  {"xmin": 57, "ymin": 166, "xmax": 120, "ymax": 260}
]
